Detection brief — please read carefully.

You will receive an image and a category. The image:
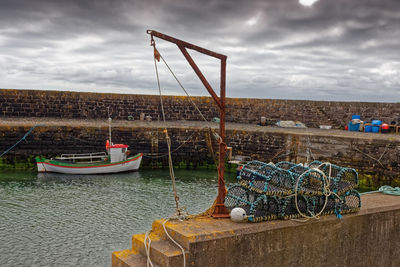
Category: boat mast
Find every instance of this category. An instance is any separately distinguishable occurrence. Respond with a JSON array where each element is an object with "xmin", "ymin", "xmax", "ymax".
[{"xmin": 108, "ymin": 107, "xmax": 112, "ymax": 145}]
